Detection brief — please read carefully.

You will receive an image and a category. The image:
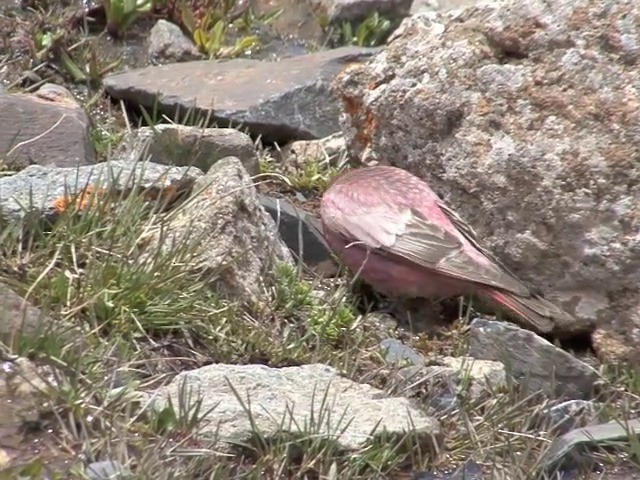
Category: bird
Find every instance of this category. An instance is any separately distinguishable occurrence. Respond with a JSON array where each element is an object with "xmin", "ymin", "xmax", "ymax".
[{"xmin": 320, "ymin": 165, "xmax": 575, "ymax": 333}]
